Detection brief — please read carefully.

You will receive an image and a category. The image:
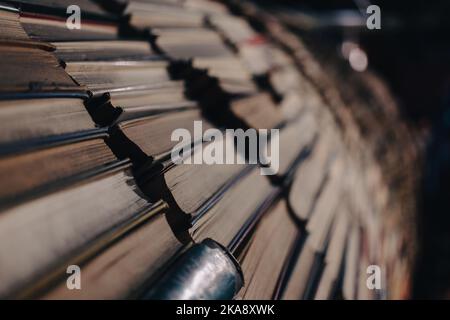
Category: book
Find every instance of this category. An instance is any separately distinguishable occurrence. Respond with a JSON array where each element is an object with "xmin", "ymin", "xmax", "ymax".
[
  {"xmin": 125, "ymin": 1, "xmax": 205, "ymax": 29},
  {"xmin": 52, "ymin": 40, "xmax": 197, "ymax": 127},
  {"xmin": 282, "ymin": 159, "xmax": 345, "ymax": 299},
  {"xmin": 278, "ymin": 92, "xmax": 305, "ymax": 120},
  {"xmin": 342, "ymin": 223, "xmax": 361, "ymax": 300},
  {"xmin": 53, "ymin": 40, "xmax": 157, "ymax": 62},
  {"xmin": 141, "ymin": 137, "xmax": 249, "ymax": 218},
  {"xmin": 154, "ymin": 28, "xmax": 257, "ymax": 96},
  {"xmin": 154, "ymin": 28, "xmax": 233, "ymax": 59},
  {"xmin": 190, "ymin": 167, "xmax": 278, "ymax": 249},
  {"xmin": 42, "ymin": 200, "xmax": 186, "ymax": 299},
  {"xmin": 229, "ymin": 93, "xmax": 283, "ymax": 130},
  {"xmin": 107, "ymin": 108, "xmax": 212, "ymax": 166},
  {"xmin": 261, "ymin": 110, "xmax": 318, "ymax": 179},
  {"xmin": 192, "ymin": 57, "xmax": 257, "ymax": 95},
  {"xmin": 314, "ymin": 208, "xmax": 349, "ymax": 299},
  {"xmin": 21, "ymin": 12, "xmax": 118, "ymax": 41},
  {"xmin": 270, "ymin": 66, "xmax": 304, "ymax": 97},
  {"xmin": 64, "ymin": 60, "xmax": 170, "ymax": 95},
  {"xmin": 84, "ymin": 81, "xmax": 196, "ymax": 127},
  {"xmin": 305, "ymin": 158, "xmax": 345, "ymax": 253},
  {"xmin": 356, "ymin": 234, "xmax": 374, "ymax": 300},
  {"xmin": 0, "ymin": 42, "xmax": 83, "ymax": 95},
  {"xmin": 167, "ymin": 60, "xmax": 263, "ymax": 128},
  {"xmin": 288, "ymin": 131, "xmax": 340, "ymax": 221},
  {"xmin": 0, "ymin": 135, "xmax": 119, "ymax": 206},
  {"xmin": 0, "ymin": 4, "xmax": 29, "ymax": 41},
  {"xmin": 0, "ymin": 163, "xmax": 154, "ymax": 298},
  {"xmin": 0, "ymin": 2, "xmax": 118, "ymax": 42},
  {"xmin": 7, "ymin": 0, "xmax": 114, "ymax": 18},
  {"xmin": 0, "ymin": 97, "xmax": 98, "ymax": 152},
  {"xmin": 184, "ymin": 0, "xmax": 228, "ymax": 15},
  {"xmin": 209, "ymin": 14, "xmax": 257, "ymax": 47},
  {"xmin": 237, "ymin": 200, "xmax": 299, "ymax": 300},
  {"xmin": 210, "ymin": 15, "xmax": 300, "ymax": 102},
  {"xmin": 0, "ymin": 0, "xmax": 399, "ymax": 302}
]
